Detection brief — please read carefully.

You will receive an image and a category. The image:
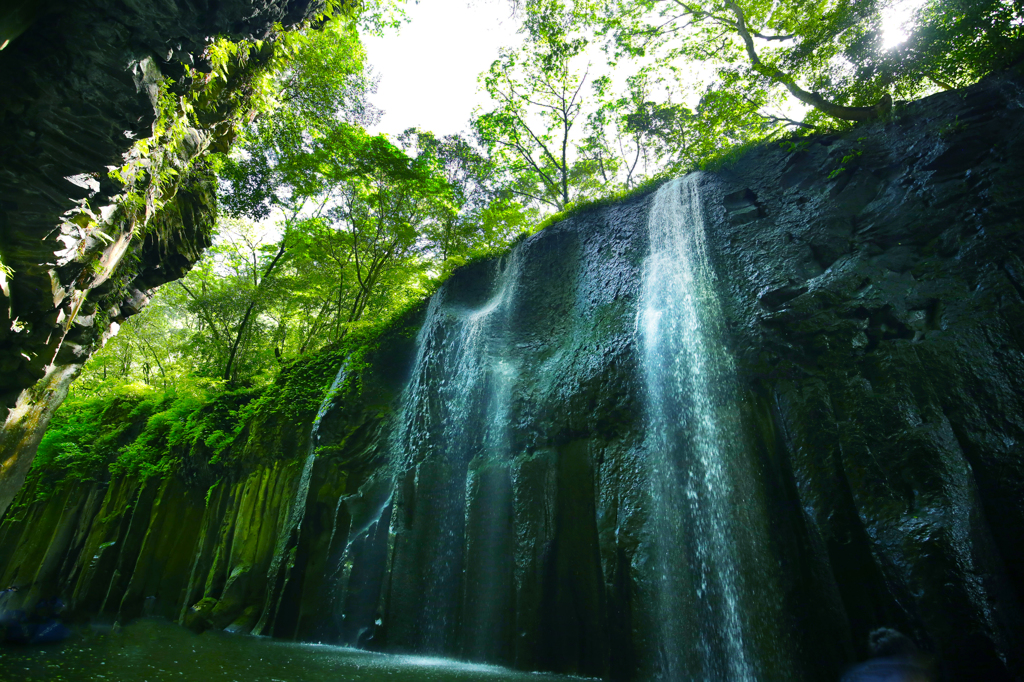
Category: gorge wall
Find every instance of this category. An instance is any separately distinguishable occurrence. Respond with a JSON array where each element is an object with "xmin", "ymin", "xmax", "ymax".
[
  {"xmin": 2, "ymin": 72, "xmax": 1024, "ymax": 681},
  {"xmin": 0, "ymin": 0, "xmax": 321, "ymax": 516}
]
